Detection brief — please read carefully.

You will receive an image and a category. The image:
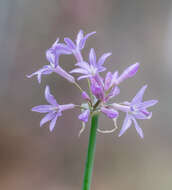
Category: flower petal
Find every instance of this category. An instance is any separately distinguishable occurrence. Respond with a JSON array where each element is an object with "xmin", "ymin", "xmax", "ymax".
[
  {"xmin": 76, "ymin": 30, "xmax": 84, "ymax": 46},
  {"xmin": 27, "ymin": 66, "xmax": 53, "ymax": 83},
  {"xmin": 49, "ymin": 114, "xmax": 59, "ymax": 132},
  {"xmin": 70, "ymin": 68, "xmax": 89, "ymax": 75},
  {"xmin": 55, "ymin": 66, "xmax": 75, "ymax": 83},
  {"xmin": 52, "ymin": 38, "xmax": 60, "ymax": 48},
  {"xmin": 118, "ymin": 114, "xmax": 132, "ymax": 137},
  {"xmin": 131, "ymin": 85, "xmax": 148, "ymax": 104},
  {"xmin": 111, "ymin": 70, "xmax": 119, "ymax": 86},
  {"xmin": 106, "ymin": 86, "xmax": 120, "ymax": 101},
  {"xmin": 31, "ymin": 105, "xmax": 53, "ymax": 113},
  {"xmin": 138, "ymin": 100, "xmax": 158, "ymax": 109},
  {"xmin": 135, "ymin": 110, "xmax": 152, "ymax": 120},
  {"xmin": 97, "ymin": 52, "xmax": 112, "ymax": 66},
  {"xmin": 53, "ymin": 43, "xmax": 72, "ymax": 55},
  {"xmin": 40, "ymin": 112, "xmax": 56, "ymax": 127},
  {"xmin": 104, "ymin": 72, "xmax": 112, "ymax": 91},
  {"xmin": 77, "ymin": 75, "xmax": 91, "ymax": 80},
  {"xmin": 97, "ymin": 66, "xmax": 106, "ymax": 72},
  {"xmin": 75, "ymin": 61, "xmax": 90, "ymax": 71},
  {"xmin": 132, "ymin": 117, "xmax": 144, "ymax": 138},
  {"xmin": 64, "ymin": 37, "xmax": 76, "ymax": 49},
  {"xmin": 89, "ymin": 48, "xmax": 96, "ymax": 66},
  {"xmin": 79, "ymin": 31, "xmax": 96, "ymax": 49},
  {"xmin": 45, "ymin": 86, "xmax": 58, "ymax": 105},
  {"xmin": 46, "ymin": 49, "xmax": 55, "ymax": 65}
]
